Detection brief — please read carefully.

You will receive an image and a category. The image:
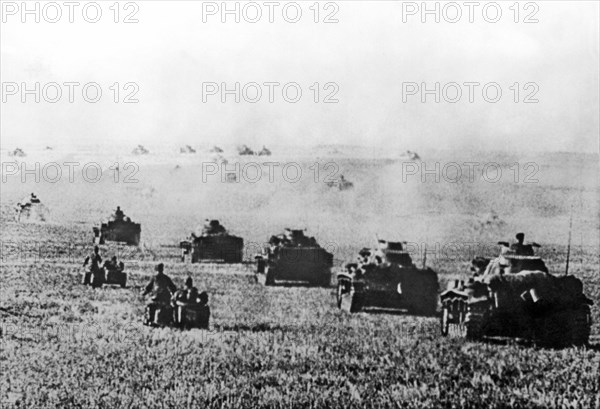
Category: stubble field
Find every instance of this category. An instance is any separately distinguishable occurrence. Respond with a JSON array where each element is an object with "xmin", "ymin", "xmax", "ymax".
[{"xmin": 1, "ymin": 147, "xmax": 599, "ymax": 408}]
